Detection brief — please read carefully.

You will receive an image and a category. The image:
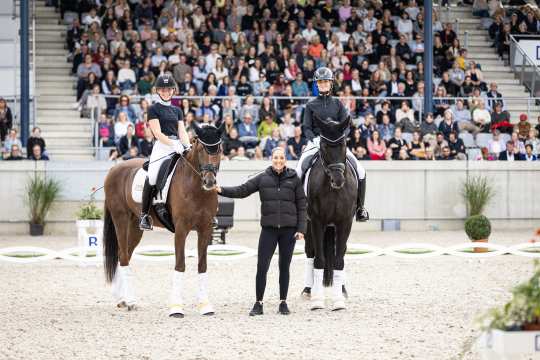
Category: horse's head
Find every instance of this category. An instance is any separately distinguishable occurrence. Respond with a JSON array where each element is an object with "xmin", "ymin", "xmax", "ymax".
[
  {"xmin": 317, "ymin": 116, "xmax": 350, "ymax": 190},
  {"xmin": 190, "ymin": 121, "xmax": 225, "ymax": 191}
]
